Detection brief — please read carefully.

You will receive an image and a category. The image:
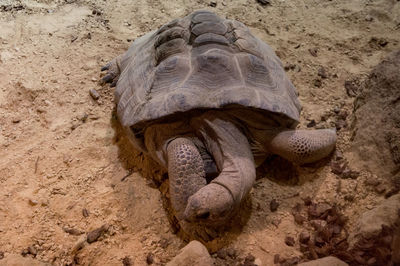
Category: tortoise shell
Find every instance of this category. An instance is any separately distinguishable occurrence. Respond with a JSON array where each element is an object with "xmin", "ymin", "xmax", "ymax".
[{"xmin": 115, "ymin": 10, "xmax": 301, "ymax": 131}]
